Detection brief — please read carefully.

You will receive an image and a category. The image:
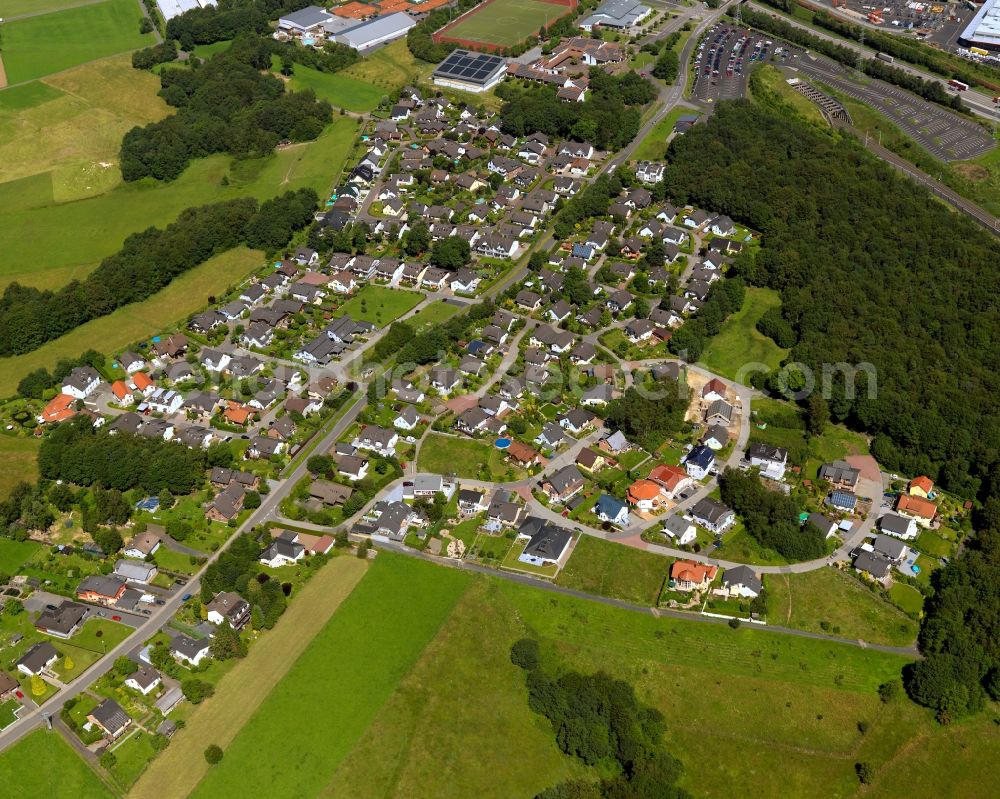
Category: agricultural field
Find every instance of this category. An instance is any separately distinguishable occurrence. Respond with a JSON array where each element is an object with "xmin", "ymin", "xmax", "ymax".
[
  {"xmin": 765, "ymin": 567, "xmax": 919, "ymax": 647},
  {"xmin": 0, "ymin": 0, "xmax": 155, "ymax": 85},
  {"xmin": 0, "ymin": 114, "xmax": 358, "ymax": 293},
  {"xmin": 186, "ymin": 555, "xmax": 471, "ymax": 798},
  {"xmin": 0, "ymin": 729, "xmax": 113, "ymax": 799},
  {"xmin": 192, "ymin": 552, "xmax": 999, "ymax": 799},
  {"xmin": 0, "ymin": 247, "xmax": 264, "ymax": 397},
  {"xmin": 556, "ymin": 534, "xmax": 667, "ymax": 606},
  {"xmin": 131, "ymin": 557, "xmax": 368, "ymax": 798},
  {"xmin": 417, "ymin": 433, "xmax": 525, "ymax": 481},
  {"xmin": 335, "ymin": 285, "xmax": 424, "ymax": 325},
  {"xmin": 286, "ymin": 64, "xmax": 383, "ymax": 113},
  {"xmin": 699, "ymin": 287, "xmax": 789, "ymax": 381},
  {"xmin": 0, "ymin": 435, "xmax": 39, "ymax": 498},
  {"xmin": 441, "ymin": 0, "xmax": 571, "ymax": 48},
  {"xmin": 0, "ymin": 56, "xmax": 168, "ymax": 202}
]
